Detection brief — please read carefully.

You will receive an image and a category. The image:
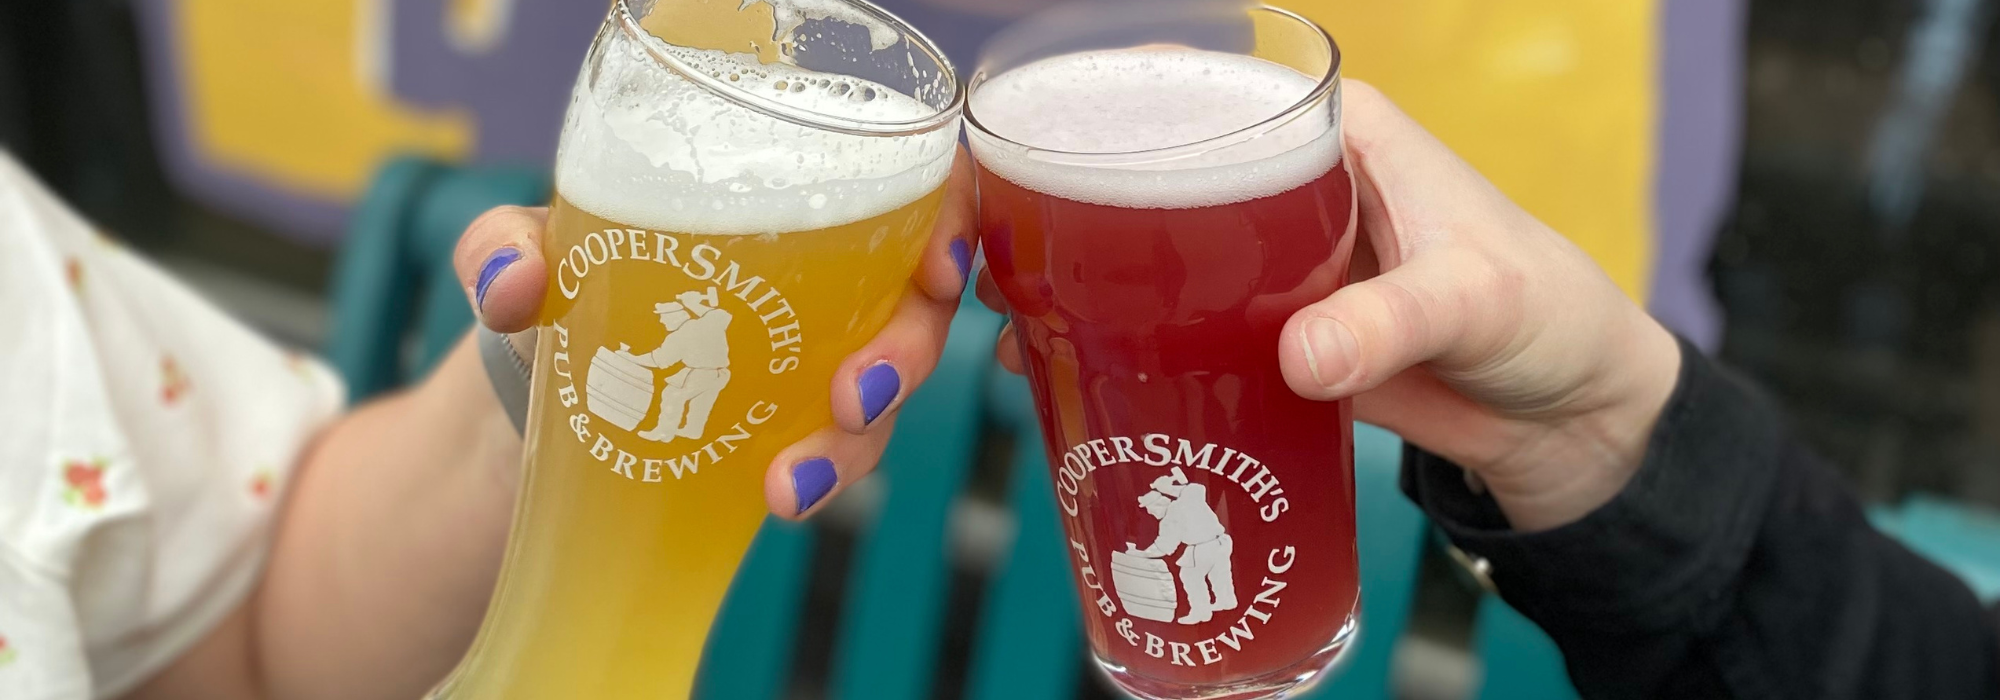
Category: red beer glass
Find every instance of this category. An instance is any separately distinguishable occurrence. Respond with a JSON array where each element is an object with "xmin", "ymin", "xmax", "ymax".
[{"xmin": 966, "ymin": 4, "xmax": 1356, "ymax": 698}]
